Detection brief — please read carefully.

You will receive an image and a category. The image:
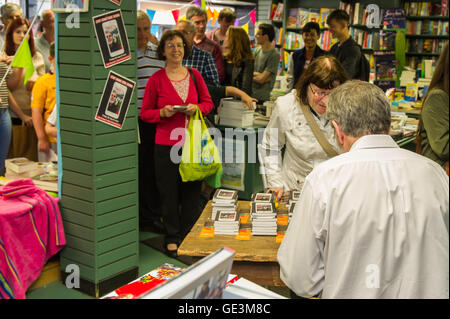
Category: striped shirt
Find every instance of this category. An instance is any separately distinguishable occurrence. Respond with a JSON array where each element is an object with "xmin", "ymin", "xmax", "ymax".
[
  {"xmin": 182, "ymin": 45, "xmax": 220, "ymax": 87},
  {"xmin": 137, "ymin": 43, "xmax": 165, "ymax": 110},
  {"xmin": 0, "ymin": 62, "xmax": 11, "ymax": 109}
]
